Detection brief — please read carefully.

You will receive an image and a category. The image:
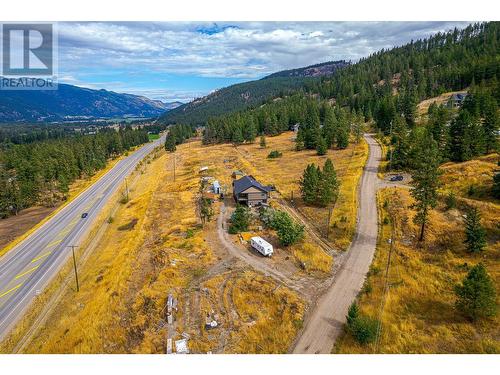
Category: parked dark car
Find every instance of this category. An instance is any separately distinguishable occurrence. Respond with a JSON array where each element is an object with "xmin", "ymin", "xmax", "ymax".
[
  {"xmin": 390, "ymin": 175, "xmax": 404, "ymax": 182},
  {"xmin": 81, "ymin": 212, "xmax": 89, "ymax": 218}
]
